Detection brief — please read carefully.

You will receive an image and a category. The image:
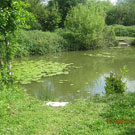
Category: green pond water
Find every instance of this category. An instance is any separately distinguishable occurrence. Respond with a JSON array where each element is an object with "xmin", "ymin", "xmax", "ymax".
[{"xmin": 22, "ymin": 47, "xmax": 135, "ymax": 101}]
